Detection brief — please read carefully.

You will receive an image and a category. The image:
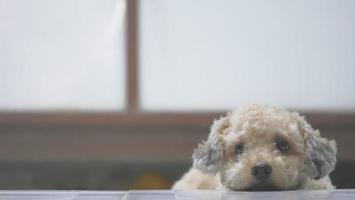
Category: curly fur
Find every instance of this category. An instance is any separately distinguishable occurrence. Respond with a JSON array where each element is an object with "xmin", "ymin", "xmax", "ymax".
[{"xmin": 173, "ymin": 104, "xmax": 337, "ymax": 191}]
